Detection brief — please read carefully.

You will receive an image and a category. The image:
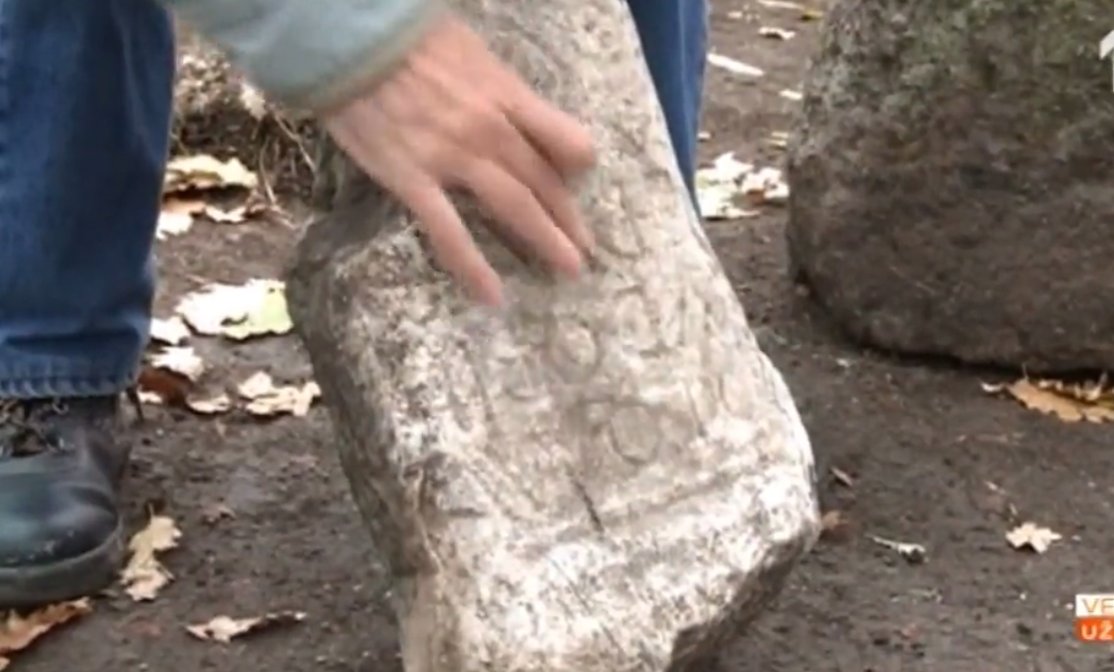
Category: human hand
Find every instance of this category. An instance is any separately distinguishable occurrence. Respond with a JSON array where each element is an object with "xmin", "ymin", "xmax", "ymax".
[{"xmin": 321, "ymin": 14, "xmax": 598, "ymax": 306}]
